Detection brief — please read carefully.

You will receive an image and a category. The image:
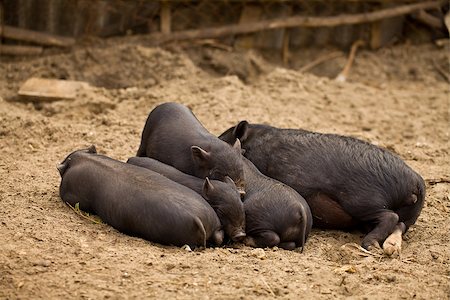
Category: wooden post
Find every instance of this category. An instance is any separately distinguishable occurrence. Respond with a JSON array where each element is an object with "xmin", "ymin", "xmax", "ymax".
[
  {"xmin": 160, "ymin": 1, "xmax": 171, "ymax": 34},
  {"xmin": 0, "ymin": 0, "xmax": 3, "ymax": 37},
  {"xmin": 235, "ymin": 4, "xmax": 262, "ymax": 49},
  {"xmin": 46, "ymin": 0, "xmax": 60, "ymax": 35},
  {"xmin": 282, "ymin": 29, "xmax": 290, "ymax": 66},
  {"xmin": 370, "ymin": 3, "xmax": 405, "ymax": 49}
]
